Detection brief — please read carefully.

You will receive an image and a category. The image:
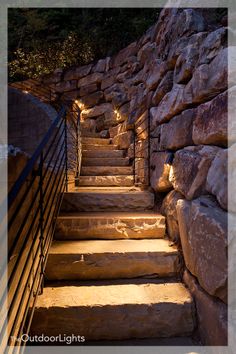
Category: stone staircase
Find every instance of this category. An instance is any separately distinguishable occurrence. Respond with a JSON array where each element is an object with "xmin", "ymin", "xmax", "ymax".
[{"xmin": 29, "ymin": 133, "xmax": 196, "ymax": 343}]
